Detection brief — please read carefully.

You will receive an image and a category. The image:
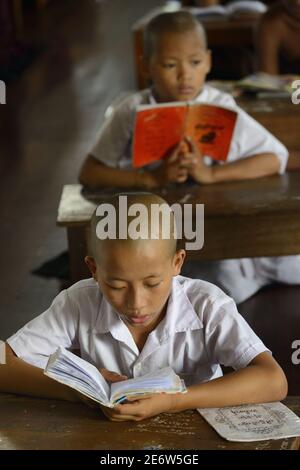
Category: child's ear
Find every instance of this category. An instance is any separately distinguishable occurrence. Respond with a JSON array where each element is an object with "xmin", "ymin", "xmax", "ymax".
[
  {"xmin": 172, "ymin": 249, "xmax": 186, "ymax": 276},
  {"xmin": 85, "ymin": 256, "xmax": 98, "ymax": 280}
]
